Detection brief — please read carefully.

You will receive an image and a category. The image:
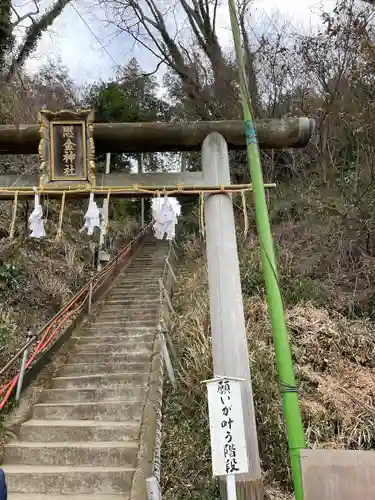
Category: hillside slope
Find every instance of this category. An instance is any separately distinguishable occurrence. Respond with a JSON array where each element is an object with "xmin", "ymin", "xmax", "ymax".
[
  {"xmin": 161, "ymin": 187, "xmax": 375, "ymax": 500},
  {"xmin": 0, "ymin": 198, "xmax": 140, "ymax": 390}
]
